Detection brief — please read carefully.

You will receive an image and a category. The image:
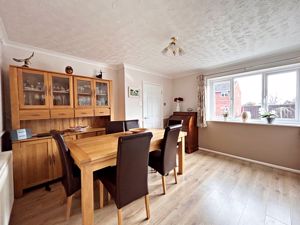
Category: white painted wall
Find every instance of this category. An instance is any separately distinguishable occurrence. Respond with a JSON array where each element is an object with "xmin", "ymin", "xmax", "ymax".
[
  {"xmin": 172, "ymin": 74, "xmax": 198, "ymax": 112},
  {"xmin": 2, "ymin": 43, "xmax": 122, "ymax": 123},
  {"xmin": 116, "ymin": 67, "xmax": 126, "ymax": 120},
  {"xmin": 124, "ymin": 66, "xmax": 173, "ymax": 126}
]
